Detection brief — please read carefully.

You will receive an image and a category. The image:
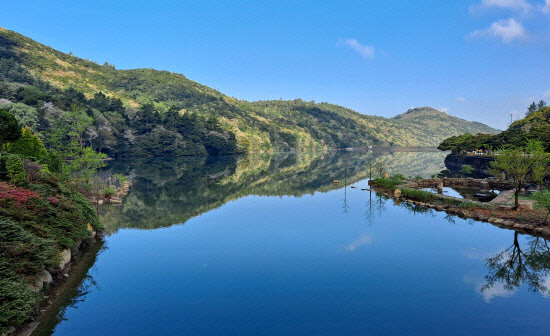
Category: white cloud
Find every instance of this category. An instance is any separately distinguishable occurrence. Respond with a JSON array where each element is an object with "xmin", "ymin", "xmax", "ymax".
[
  {"xmin": 343, "ymin": 38, "xmax": 375, "ymax": 59},
  {"xmin": 440, "ymin": 107, "xmax": 449, "ymax": 113},
  {"xmin": 471, "ymin": 0, "xmax": 533, "ymax": 14},
  {"xmin": 455, "ymin": 97, "xmax": 467, "ymax": 102},
  {"xmin": 543, "ymin": 0, "xmax": 550, "ymax": 14},
  {"xmin": 470, "ymin": 18, "xmax": 527, "ymax": 43},
  {"xmin": 544, "ymin": 90, "xmax": 550, "ymax": 98}
]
